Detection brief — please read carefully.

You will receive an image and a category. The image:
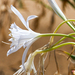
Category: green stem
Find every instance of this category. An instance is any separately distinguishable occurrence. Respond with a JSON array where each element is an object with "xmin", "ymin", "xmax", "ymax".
[
  {"xmin": 53, "ymin": 33, "xmax": 75, "ymax": 46},
  {"xmin": 33, "ymin": 42, "xmax": 75, "ymax": 60},
  {"xmin": 50, "ymin": 19, "xmax": 75, "ymax": 45},
  {"xmin": 66, "ymin": 21, "xmax": 75, "ymax": 31},
  {"xmin": 32, "ymin": 42, "xmax": 75, "ymax": 62},
  {"xmin": 39, "ymin": 33, "xmax": 75, "ymax": 40},
  {"xmin": 54, "ymin": 19, "xmax": 75, "ymax": 33},
  {"xmin": 41, "ymin": 42, "xmax": 75, "ymax": 53}
]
